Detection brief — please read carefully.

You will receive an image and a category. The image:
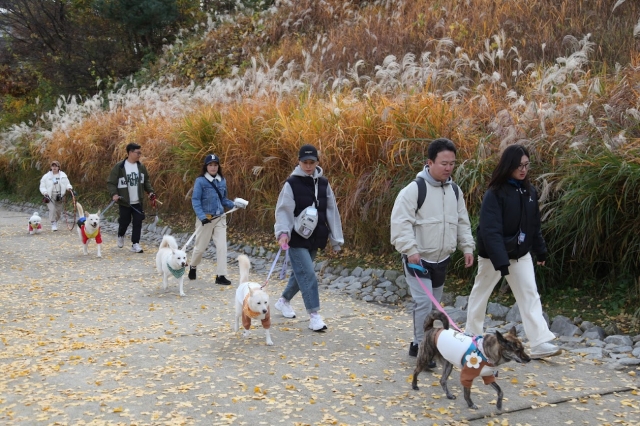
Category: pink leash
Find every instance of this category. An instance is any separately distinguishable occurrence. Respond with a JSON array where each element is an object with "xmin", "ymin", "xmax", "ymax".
[{"xmin": 407, "ymin": 263, "xmax": 464, "ymax": 333}]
